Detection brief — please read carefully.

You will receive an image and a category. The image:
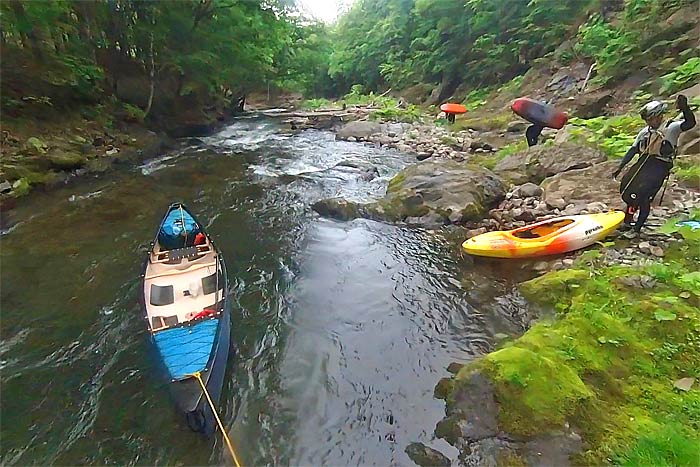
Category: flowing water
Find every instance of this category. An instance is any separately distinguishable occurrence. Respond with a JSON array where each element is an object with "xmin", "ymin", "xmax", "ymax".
[{"xmin": 1, "ymin": 117, "xmax": 530, "ymax": 466}]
